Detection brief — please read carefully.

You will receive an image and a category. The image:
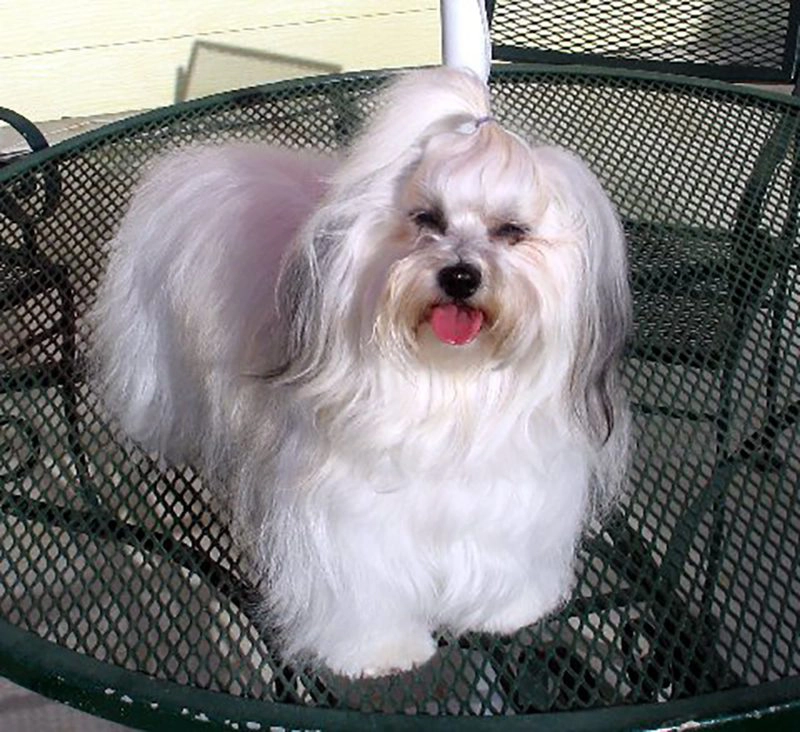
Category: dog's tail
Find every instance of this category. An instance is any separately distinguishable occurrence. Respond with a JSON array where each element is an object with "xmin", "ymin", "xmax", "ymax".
[
  {"xmin": 90, "ymin": 144, "xmax": 334, "ymax": 467},
  {"xmin": 90, "ymin": 178, "xmax": 197, "ymax": 461}
]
